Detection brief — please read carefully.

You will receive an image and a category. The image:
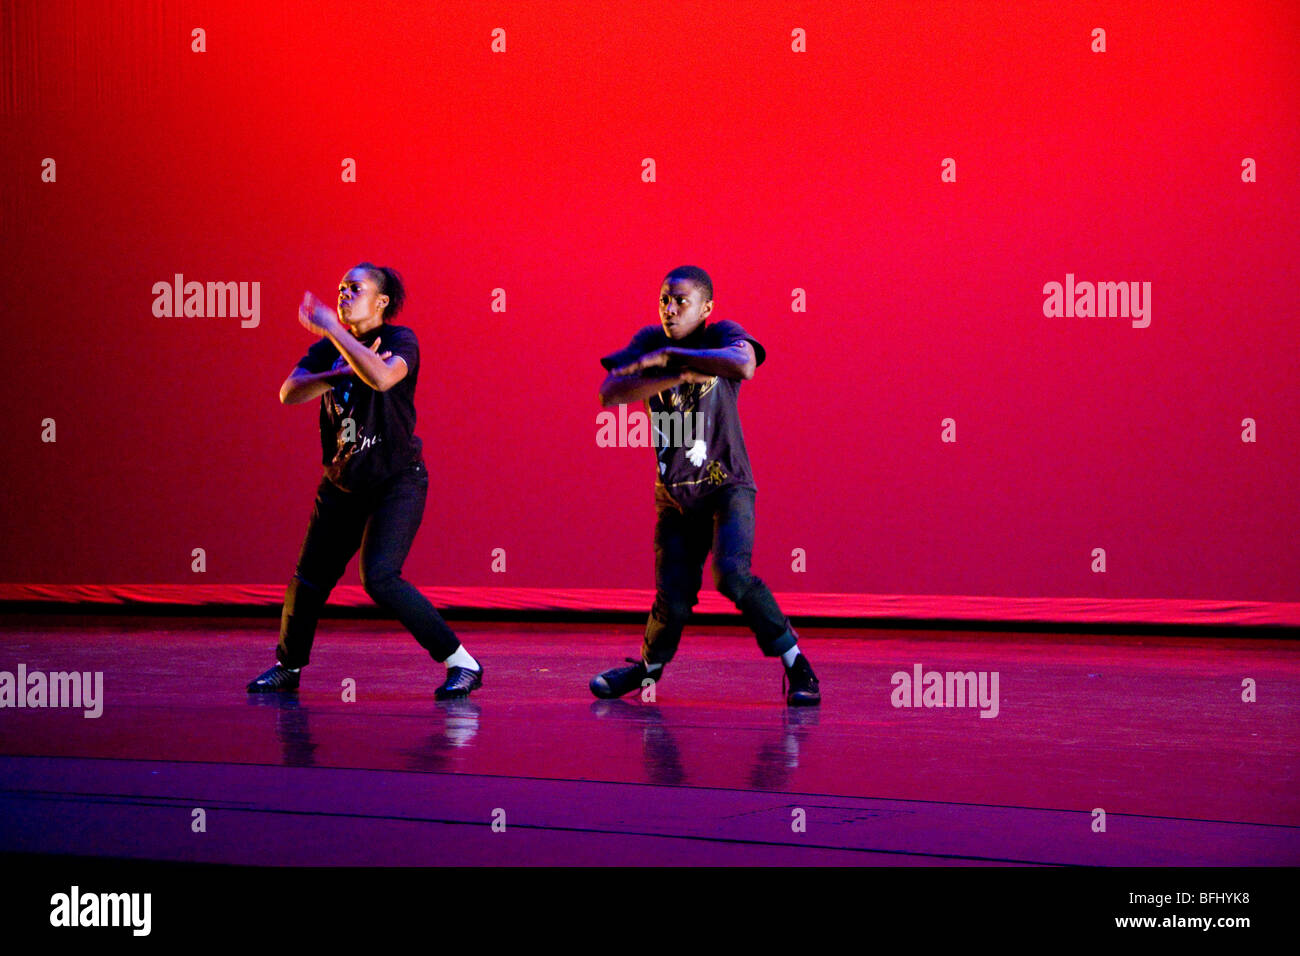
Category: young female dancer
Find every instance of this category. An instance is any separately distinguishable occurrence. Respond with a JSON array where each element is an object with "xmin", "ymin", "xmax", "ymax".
[{"xmin": 247, "ymin": 263, "xmax": 482, "ymax": 699}]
